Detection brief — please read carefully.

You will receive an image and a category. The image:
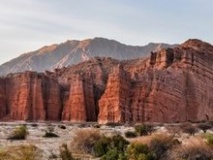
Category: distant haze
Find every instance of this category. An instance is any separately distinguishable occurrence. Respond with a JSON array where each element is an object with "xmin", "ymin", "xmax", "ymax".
[{"xmin": 0, "ymin": 0, "xmax": 212, "ymax": 64}]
